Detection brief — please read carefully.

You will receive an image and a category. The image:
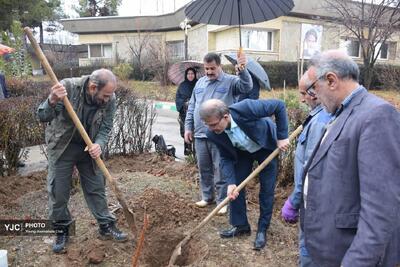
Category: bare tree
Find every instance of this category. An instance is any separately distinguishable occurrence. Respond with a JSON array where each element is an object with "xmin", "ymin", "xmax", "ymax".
[
  {"xmin": 126, "ymin": 32, "xmax": 166, "ymax": 81},
  {"xmin": 324, "ymin": 0, "xmax": 400, "ymax": 89},
  {"xmin": 42, "ymin": 43, "xmax": 78, "ymax": 71},
  {"xmin": 146, "ymin": 38, "xmax": 172, "ymax": 86},
  {"xmin": 126, "ymin": 32, "xmax": 152, "ymax": 81}
]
